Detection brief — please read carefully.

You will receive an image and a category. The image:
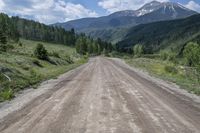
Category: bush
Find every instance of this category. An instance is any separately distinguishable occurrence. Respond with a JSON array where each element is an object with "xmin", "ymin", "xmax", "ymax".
[
  {"xmin": 34, "ymin": 43, "xmax": 48, "ymax": 60},
  {"xmin": 160, "ymin": 51, "xmax": 168, "ymax": 60},
  {"xmin": 32, "ymin": 59, "xmax": 43, "ymax": 67},
  {"xmin": 0, "ymin": 44, "xmax": 8, "ymax": 52},
  {"xmin": 164, "ymin": 65, "xmax": 178, "ymax": 74},
  {"xmin": 29, "ymin": 69, "xmax": 41, "ymax": 85},
  {"xmin": 168, "ymin": 53, "xmax": 177, "ymax": 63},
  {"xmin": 50, "ymin": 51, "xmax": 60, "ymax": 58},
  {"xmin": 0, "ymin": 32, "xmax": 8, "ymax": 52},
  {"xmin": 18, "ymin": 42, "xmax": 23, "ymax": 47},
  {"xmin": 143, "ymin": 54, "xmax": 160, "ymax": 59},
  {"xmin": 160, "ymin": 51, "xmax": 177, "ymax": 63},
  {"xmin": 0, "ymin": 88, "xmax": 14, "ymax": 101},
  {"xmin": 66, "ymin": 55, "xmax": 74, "ymax": 64},
  {"xmin": 183, "ymin": 42, "xmax": 200, "ymax": 67},
  {"xmin": 133, "ymin": 44, "xmax": 144, "ymax": 57}
]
